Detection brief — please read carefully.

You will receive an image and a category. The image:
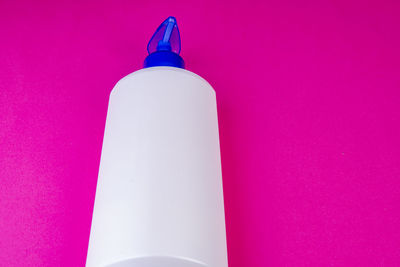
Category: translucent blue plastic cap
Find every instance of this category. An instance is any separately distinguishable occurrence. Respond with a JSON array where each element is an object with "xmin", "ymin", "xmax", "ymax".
[{"xmin": 143, "ymin": 16, "xmax": 185, "ymax": 69}]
